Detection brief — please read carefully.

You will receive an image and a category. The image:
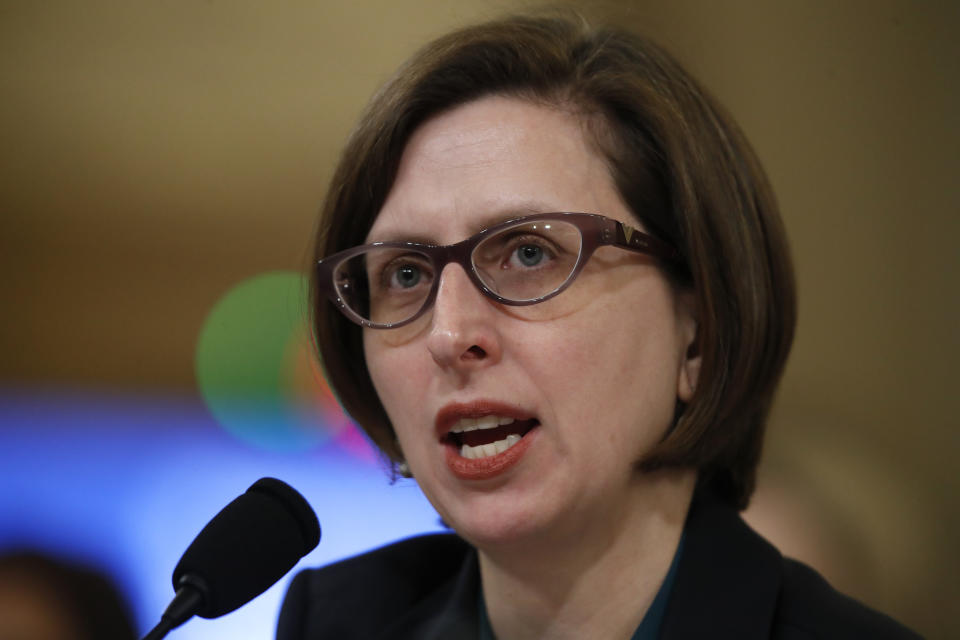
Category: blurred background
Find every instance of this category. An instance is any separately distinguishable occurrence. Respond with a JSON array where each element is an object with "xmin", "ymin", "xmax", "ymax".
[{"xmin": 0, "ymin": 1, "xmax": 956, "ymax": 638}]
